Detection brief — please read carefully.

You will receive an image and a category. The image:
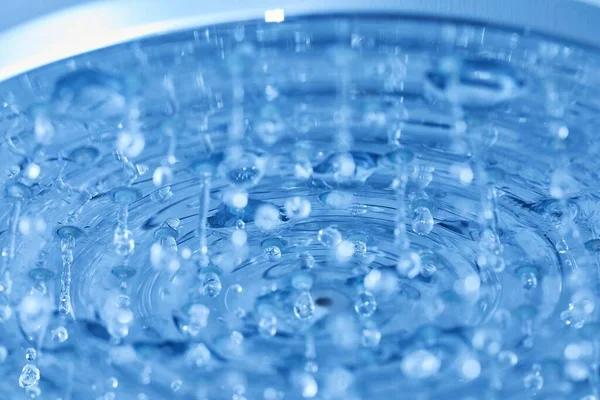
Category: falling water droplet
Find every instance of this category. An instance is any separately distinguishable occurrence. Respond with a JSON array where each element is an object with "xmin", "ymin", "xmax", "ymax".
[
  {"xmin": 294, "ymin": 291, "xmax": 315, "ymax": 320},
  {"xmin": 264, "ymin": 246, "xmax": 282, "ymax": 261},
  {"xmin": 361, "ymin": 325, "xmax": 382, "ymax": 348},
  {"xmin": 258, "ymin": 309, "xmax": 278, "ymax": 337},
  {"xmin": 25, "ymin": 348, "xmax": 36, "ymax": 361},
  {"xmin": 354, "ymin": 292, "xmax": 377, "ymax": 317},
  {"xmin": 396, "ymin": 251, "xmax": 422, "ymax": 279},
  {"xmin": 202, "ymin": 272, "xmax": 222, "ymax": 297},
  {"xmin": 51, "ymin": 326, "xmax": 69, "ymax": 343},
  {"xmin": 411, "ymin": 206, "xmax": 434, "ymax": 235},
  {"xmin": 19, "ymin": 364, "xmax": 40, "ymax": 388},
  {"xmin": 524, "ymin": 364, "xmax": 544, "ymax": 392}
]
